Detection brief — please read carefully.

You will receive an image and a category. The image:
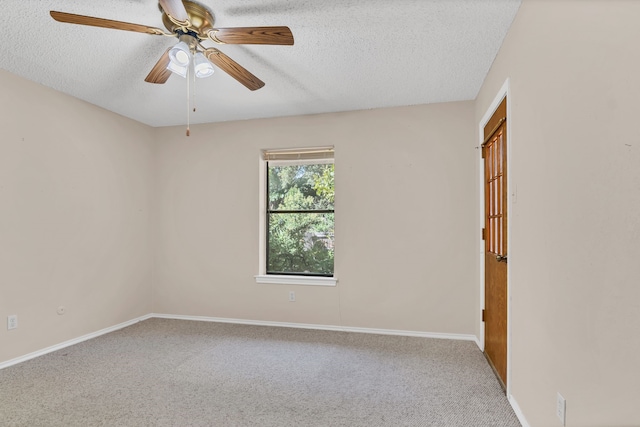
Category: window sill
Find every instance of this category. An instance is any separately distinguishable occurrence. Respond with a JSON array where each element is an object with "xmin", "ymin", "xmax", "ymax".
[{"xmin": 254, "ymin": 275, "xmax": 337, "ymax": 286}]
